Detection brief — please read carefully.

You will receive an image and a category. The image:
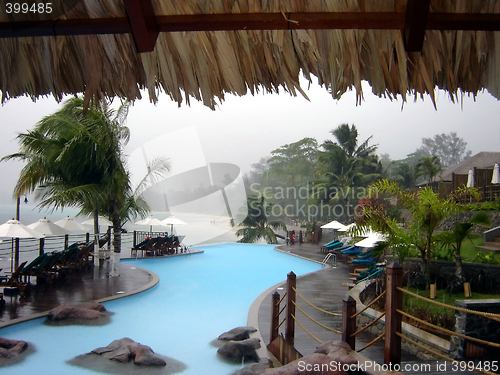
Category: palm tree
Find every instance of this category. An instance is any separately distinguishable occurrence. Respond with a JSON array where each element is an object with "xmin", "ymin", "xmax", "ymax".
[
  {"xmin": 236, "ymin": 196, "xmax": 287, "ymax": 244},
  {"xmin": 437, "ymin": 211, "xmax": 490, "ymax": 292},
  {"xmin": 2, "ymin": 97, "xmax": 169, "ymax": 274},
  {"xmin": 415, "ymin": 156, "xmax": 442, "ymax": 184},
  {"xmin": 314, "ymin": 124, "xmax": 380, "ymax": 220},
  {"xmin": 360, "ymin": 179, "xmax": 466, "ymax": 288}
]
